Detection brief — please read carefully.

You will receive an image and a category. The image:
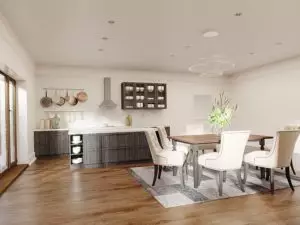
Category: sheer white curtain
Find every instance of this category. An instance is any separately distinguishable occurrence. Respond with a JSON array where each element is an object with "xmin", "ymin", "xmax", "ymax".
[{"xmin": 0, "ymin": 74, "xmax": 7, "ymax": 172}]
